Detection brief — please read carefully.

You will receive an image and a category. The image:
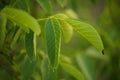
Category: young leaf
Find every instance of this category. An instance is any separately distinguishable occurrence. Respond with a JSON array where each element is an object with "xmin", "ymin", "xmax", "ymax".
[
  {"xmin": 60, "ymin": 62, "xmax": 84, "ymax": 80},
  {"xmin": 59, "ymin": 20, "xmax": 73, "ymax": 43},
  {"xmin": 0, "ymin": 16, "xmax": 7, "ymax": 48},
  {"xmin": 45, "ymin": 18, "xmax": 61, "ymax": 69},
  {"xmin": 57, "ymin": 0, "xmax": 67, "ymax": 7},
  {"xmin": 1, "ymin": 7, "xmax": 41, "ymax": 35},
  {"xmin": 36, "ymin": 0, "xmax": 52, "ymax": 13},
  {"xmin": 53, "ymin": 13, "xmax": 68, "ymax": 20},
  {"xmin": 25, "ymin": 30, "xmax": 36, "ymax": 59},
  {"xmin": 65, "ymin": 18, "xmax": 104, "ymax": 53},
  {"xmin": 76, "ymin": 54, "xmax": 96, "ymax": 80}
]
